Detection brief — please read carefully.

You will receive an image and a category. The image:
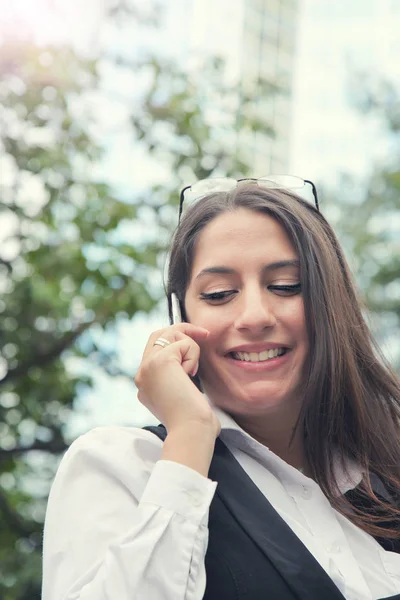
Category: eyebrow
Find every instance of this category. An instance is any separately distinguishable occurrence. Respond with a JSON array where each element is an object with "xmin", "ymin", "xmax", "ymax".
[{"xmin": 194, "ymin": 259, "xmax": 300, "ymax": 281}]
